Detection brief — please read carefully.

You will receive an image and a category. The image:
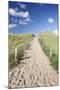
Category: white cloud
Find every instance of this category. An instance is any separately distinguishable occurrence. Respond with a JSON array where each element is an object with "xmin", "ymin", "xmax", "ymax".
[
  {"xmin": 53, "ymin": 29, "xmax": 58, "ymax": 36},
  {"xmin": 9, "ymin": 24, "xmax": 17, "ymax": 28},
  {"xmin": 48, "ymin": 18, "xmax": 54, "ymax": 23},
  {"xmin": 9, "ymin": 8, "xmax": 32, "ymax": 25},
  {"xmin": 18, "ymin": 3, "xmax": 26, "ymax": 9},
  {"xmin": 19, "ymin": 17, "xmax": 32, "ymax": 25},
  {"xmin": 18, "ymin": 11, "xmax": 29, "ymax": 18},
  {"xmin": 9, "ymin": 8, "xmax": 29, "ymax": 18},
  {"xmin": 9, "ymin": 8, "xmax": 16, "ymax": 16},
  {"xmin": 24, "ymin": 17, "xmax": 32, "ymax": 22},
  {"xmin": 19, "ymin": 20, "xmax": 27, "ymax": 25}
]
